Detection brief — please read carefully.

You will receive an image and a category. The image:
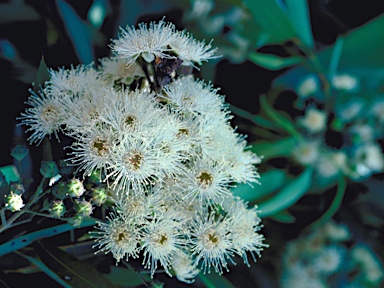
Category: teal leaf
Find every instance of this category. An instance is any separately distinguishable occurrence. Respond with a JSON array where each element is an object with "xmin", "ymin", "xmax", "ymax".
[
  {"xmin": 16, "ymin": 251, "xmax": 72, "ymax": 288},
  {"xmin": 285, "ymin": 0, "xmax": 314, "ymax": 48},
  {"xmin": 232, "ymin": 169, "xmax": 286, "ymax": 202},
  {"xmin": 307, "ymin": 175, "xmax": 347, "ymax": 231},
  {"xmin": 257, "ymin": 169, "xmax": 313, "ymax": 218},
  {"xmin": 328, "ymin": 36, "xmax": 344, "ymax": 78},
  {"xmin": 242, "ymin": 0, "xmax": 296, "ymax": 44},
  {"xmin": 32, "ymin": 56, "xmax": 50, "ymax": 92},
  {"xmin": 0, "ymin": 218, "xmax": 97, "ymax": 257},
  {"xmin": 229, "ymin": 104, "xmax": 279, "ymax": 129},
  {"xmin": 56, "ymin": 0, "xmax": 94, "ymax": 64},
  {"xmin": 105, "ymin": 266, "xmax": 149, "ymax": 287},
  {"xmin": 259, "ymin": 94, "xmax": 300, "ymax": 136},
  {"xmin": 328, "ymin": 13, "xmax": 384, "ymax": 69},
  {"xmin": 198, "ymin": 272, "xmax": 235, "ymax": 288},
  {"xmin": 250, "ymin": 137, "xmax": 297, "ymax": 160},
  {"xmin": 269, "ymin": 209, "xmax": 296, "ymax": 223},
  {"xmin": 249, "ymin": 52, "xmax": 302, "ymax": 71},
  {"xmin": 32, "ymin": 240, "xmax": 118, "ymax": 288},
  {"xmin": 0, "ymin": 165, "xmax": 20, "ymax": 184}
]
